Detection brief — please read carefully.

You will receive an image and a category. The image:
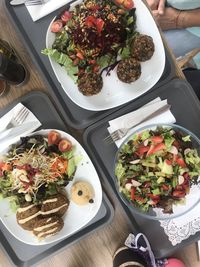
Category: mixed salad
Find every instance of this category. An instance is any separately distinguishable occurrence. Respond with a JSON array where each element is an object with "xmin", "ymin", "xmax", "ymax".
[
  {"xmin": 42, "ymin": 0, "xmax": 137, "ymax": 83},
  {"xmin": 115, "ymin": 126, "xmax": 200, "ymax": 214},
  {"xmin": 0, "ymin": 130, "xmax": 78, "ymax": 211}
]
